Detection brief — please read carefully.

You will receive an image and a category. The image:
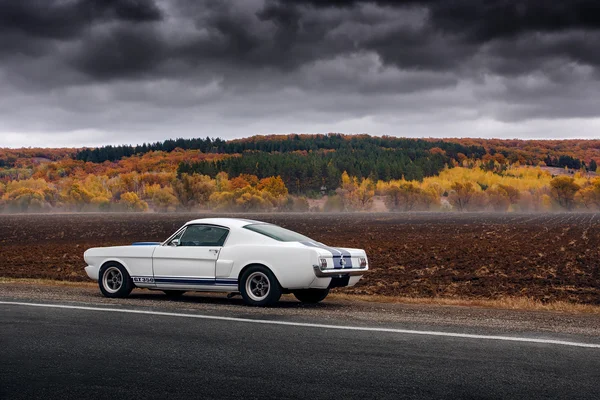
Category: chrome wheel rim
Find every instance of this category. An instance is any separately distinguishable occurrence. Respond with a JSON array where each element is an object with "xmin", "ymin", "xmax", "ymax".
[
  {"xmin": 246, "ymin": 271, "xmax": 270, "ymax": 302},
  {"xmin": 102, "ymin": 267, "xmax": 123, "ymax": 293}
]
